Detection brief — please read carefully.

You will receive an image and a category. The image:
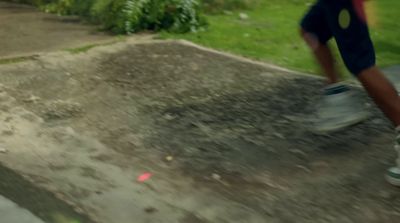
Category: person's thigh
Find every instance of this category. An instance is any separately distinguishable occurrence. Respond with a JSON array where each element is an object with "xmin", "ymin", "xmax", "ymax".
[
  {"xmin": 323, "ymin": 0, "xmax": 376, "ymax": 75},
  {"xmin": 300, "ymin": 0, "xmax": 333, "ymax": 44}
]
